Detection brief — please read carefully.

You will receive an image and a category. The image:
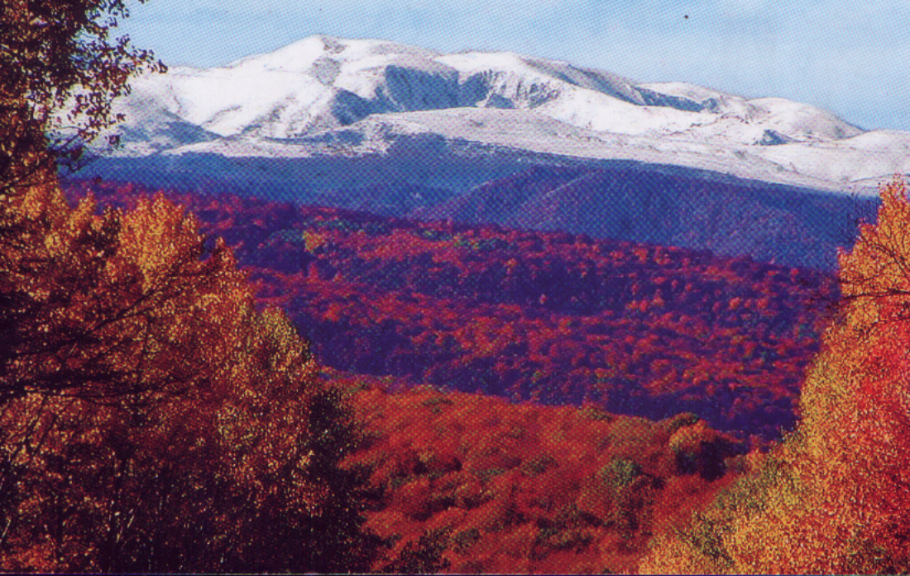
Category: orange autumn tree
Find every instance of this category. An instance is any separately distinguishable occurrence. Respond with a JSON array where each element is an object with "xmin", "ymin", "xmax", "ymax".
[
  {"xmin": 1, "ymin": 2, "xmax": 379, "ymax": 571},
  {"xmin": 0, "ymin": 181, "xmax": 378, "ymax": 572},
  {"xmin": 642, "ymin": 178, "xmax": 910, "ymax": 574}
]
